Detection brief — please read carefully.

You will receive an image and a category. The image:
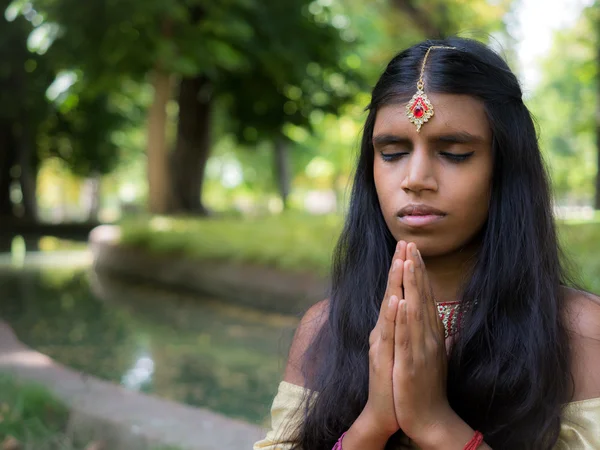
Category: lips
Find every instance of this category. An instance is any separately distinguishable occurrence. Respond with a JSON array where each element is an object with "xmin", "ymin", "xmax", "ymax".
[
  {"xmin": 397, "ymin": 204, "xmax": 446, "ymax": 227},
  {"xmin": 397, "ymin": 204, "xmax": 446, "ymax": 217}
]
